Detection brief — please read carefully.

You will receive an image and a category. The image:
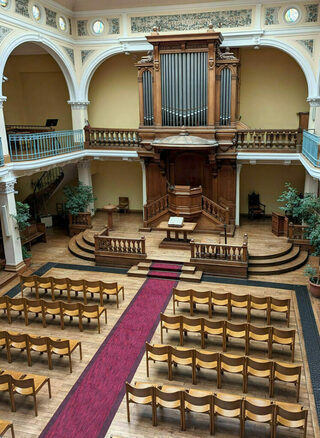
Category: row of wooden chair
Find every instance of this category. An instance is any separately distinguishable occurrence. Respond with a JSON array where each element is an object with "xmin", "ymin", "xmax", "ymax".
[
  {"xmin": 0, "ymin": 331, "xmax": 82, "ymax": 373},
  {"xmin": 0, "ymin": 369, "xmax": 51, "ymax": 416},
  {"xmin": 0, "ymin": 296, "xmax": 107, "ymax": 333},
  {"xmin": 20, "ymin": 275, "xmax": 124, "ymax": 308},
  {"xmin": 173, "ymin": 288, "xmax": 290, "ymax": 326},
  {"xmin": 0, "ymin": 420, "xmax": 14, "ymax": 438},
  {"xmin": 126, "ymin": 382, "xmax": 308, "ymax": 437},
  {"xmin": 160, "ymin": 314, "xmax": 296, "ymax": 361},
  {"xmin": 146, "ymin": 343, "xmax": 301, "ymax": 401}
]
